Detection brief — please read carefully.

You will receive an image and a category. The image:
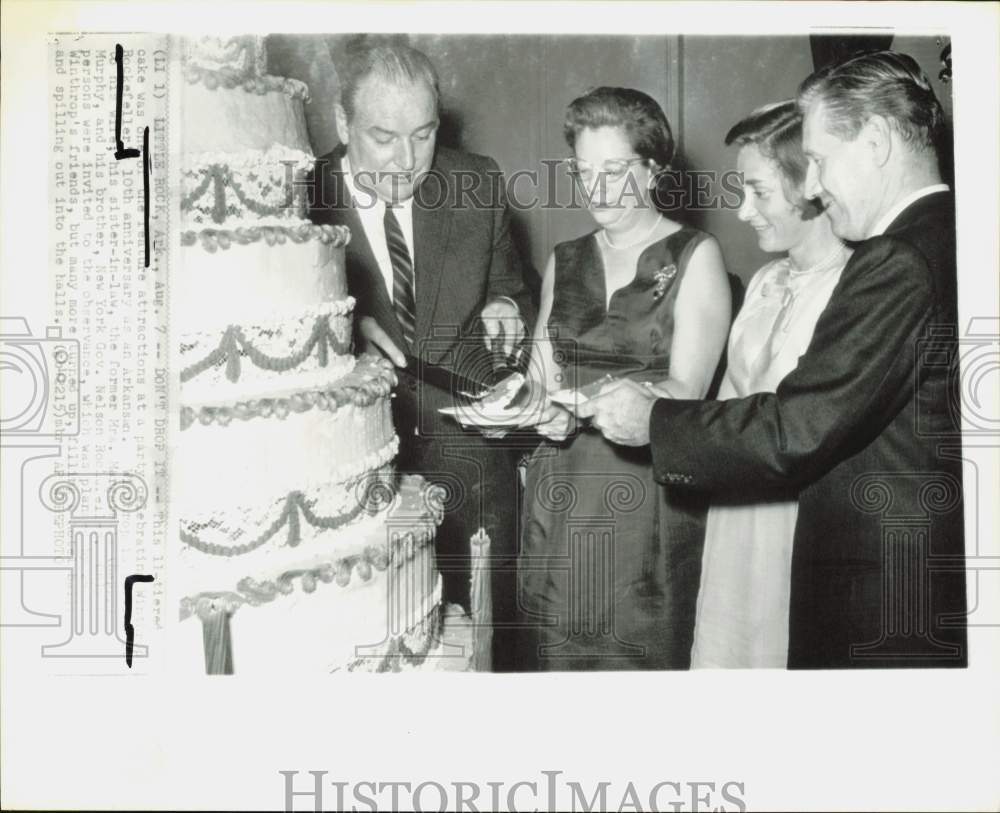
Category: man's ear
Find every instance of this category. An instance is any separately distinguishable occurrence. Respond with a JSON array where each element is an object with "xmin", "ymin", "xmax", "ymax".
[
  {"xmin": 863, "ymin": 114, "xmax": 893, "ymax": 168},
  {"xmin": 334, "ymin": 103, "xmax": 350, "ymax": 145}
]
